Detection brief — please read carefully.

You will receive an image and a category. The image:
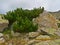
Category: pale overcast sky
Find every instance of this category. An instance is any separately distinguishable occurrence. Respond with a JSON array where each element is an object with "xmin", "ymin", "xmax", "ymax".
[{"xmin": 0, "ymin": 0, "xmax": 60, "ymax": 14}]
